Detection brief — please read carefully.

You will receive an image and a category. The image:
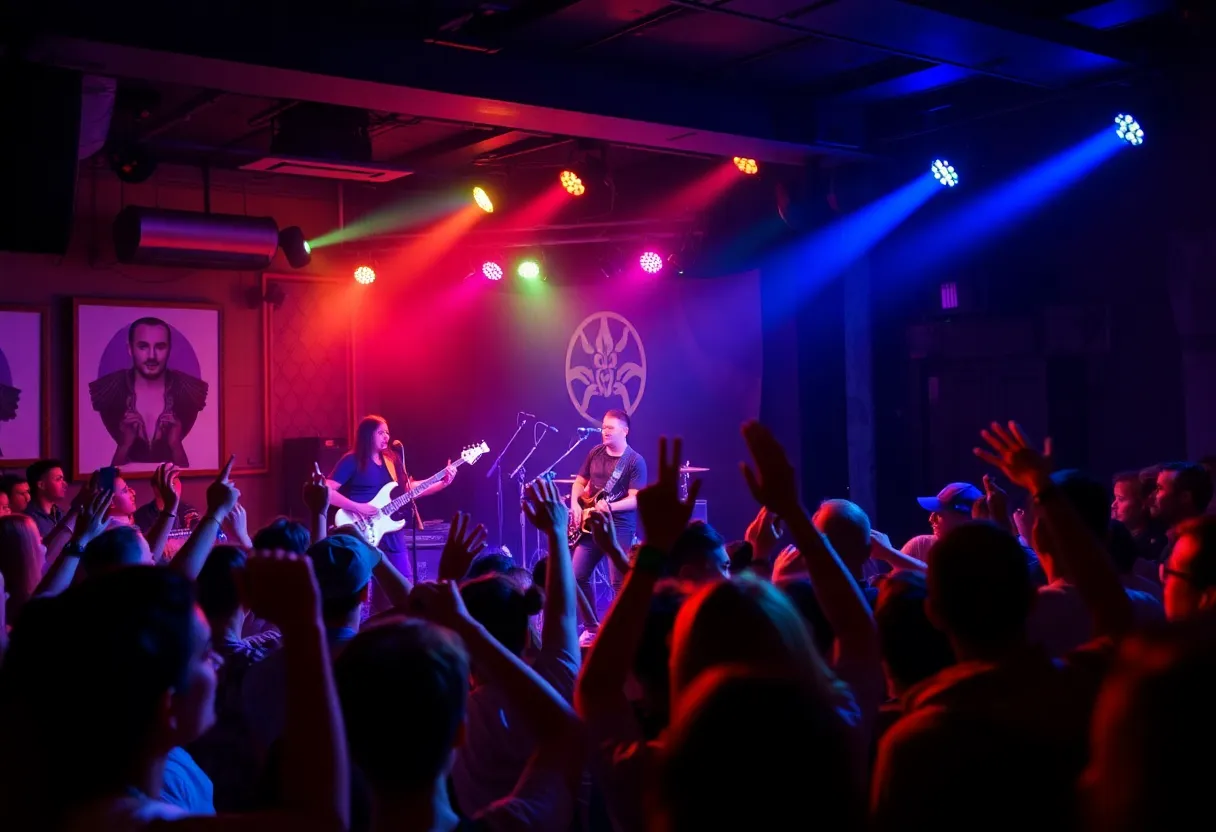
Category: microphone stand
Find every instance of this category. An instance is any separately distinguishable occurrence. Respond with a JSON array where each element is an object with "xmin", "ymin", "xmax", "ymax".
[
  {"xmin": 397, "ymin": 443, "xmax": 422, "ymax": 584},
  {"xmin": 507, "ymin": 427, "xmax": 549, "ymax": 567},
  {"xmin": 486, "ymin": 414, "xmax": 529, "ymax": 549}
]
